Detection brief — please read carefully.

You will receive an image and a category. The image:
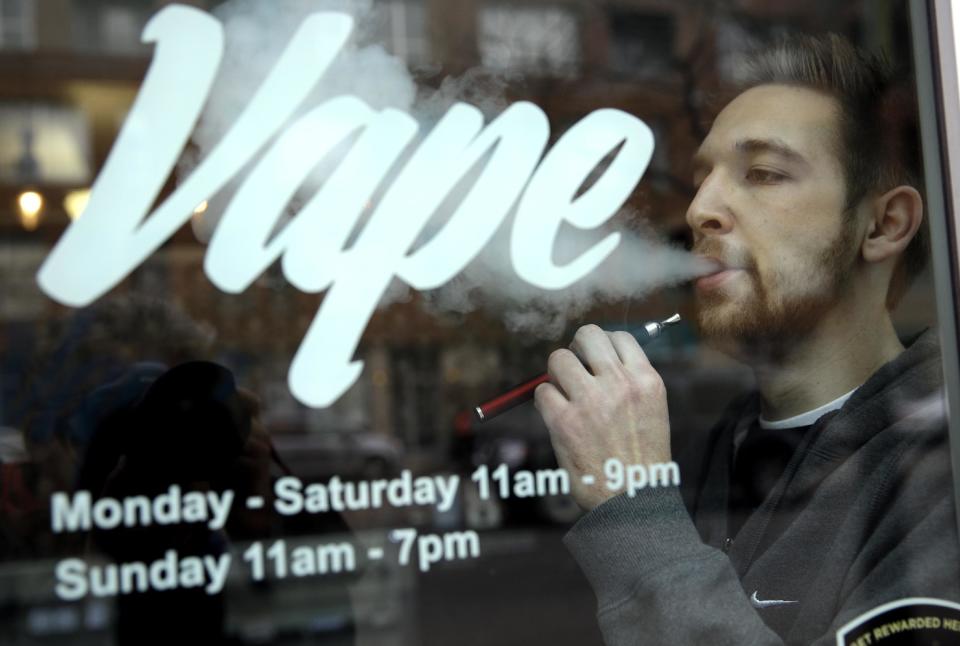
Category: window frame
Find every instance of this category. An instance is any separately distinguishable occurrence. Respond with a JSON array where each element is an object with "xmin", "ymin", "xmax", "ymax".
[{"xmin": 910, "ymin": 0, "xmax": 960, "ymax": 539}]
